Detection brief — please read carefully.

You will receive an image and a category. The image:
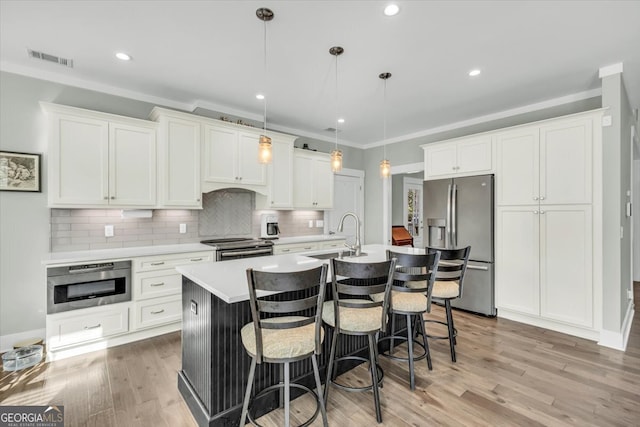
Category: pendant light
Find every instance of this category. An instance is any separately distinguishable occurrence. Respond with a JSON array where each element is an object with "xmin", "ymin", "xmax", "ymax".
[
  {"xmin": 329, "ymin": 46, "xmax": 344, "ymax": 173},
  {"xmin": 257, "ymin": 7, "xmax": 273, "ymax": 164},
  {"xmin": 379, "ymin": 72, "xmax": 392, "ymax": 178}
]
